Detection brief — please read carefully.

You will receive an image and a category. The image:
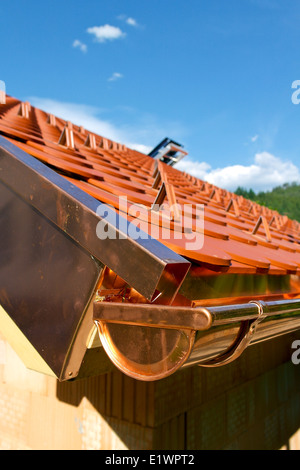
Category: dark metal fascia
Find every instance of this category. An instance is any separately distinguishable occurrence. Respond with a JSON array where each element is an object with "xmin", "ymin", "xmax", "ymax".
[{"xmin": 0, "ymin": 136, "xmax": 191, "ymax": 303}]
